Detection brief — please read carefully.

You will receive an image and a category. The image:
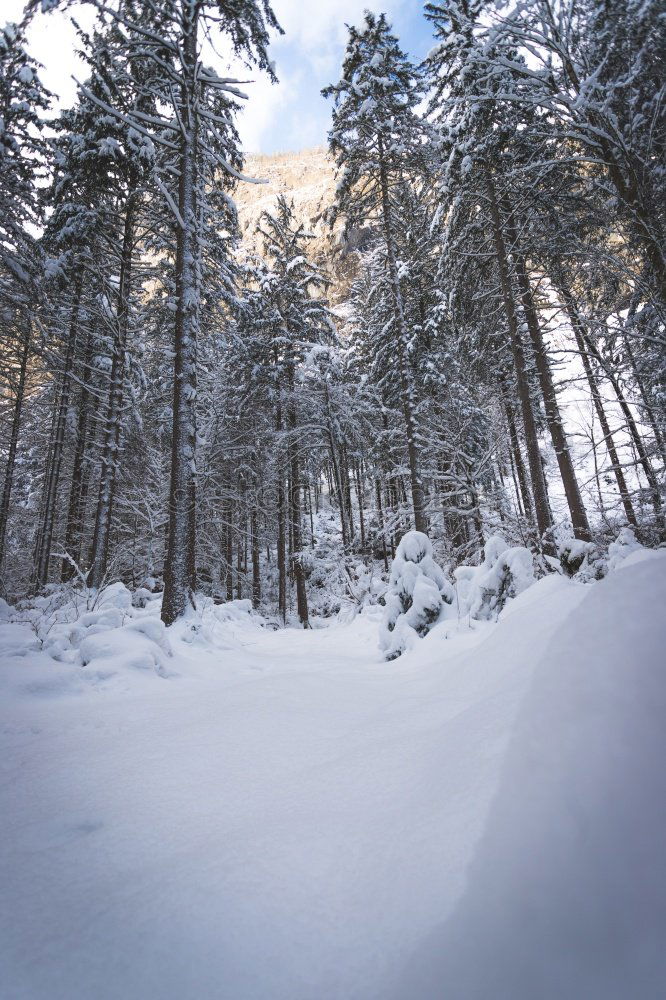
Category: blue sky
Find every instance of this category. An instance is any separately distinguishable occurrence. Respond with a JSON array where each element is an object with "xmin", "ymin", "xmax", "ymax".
[
  {"xmin": 5, "ymin": 0, "xmax": 433, "ymax": 153},
  {"xmin": 239, "ymin": 0, "xmax": 434, "ymax": 151}
]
